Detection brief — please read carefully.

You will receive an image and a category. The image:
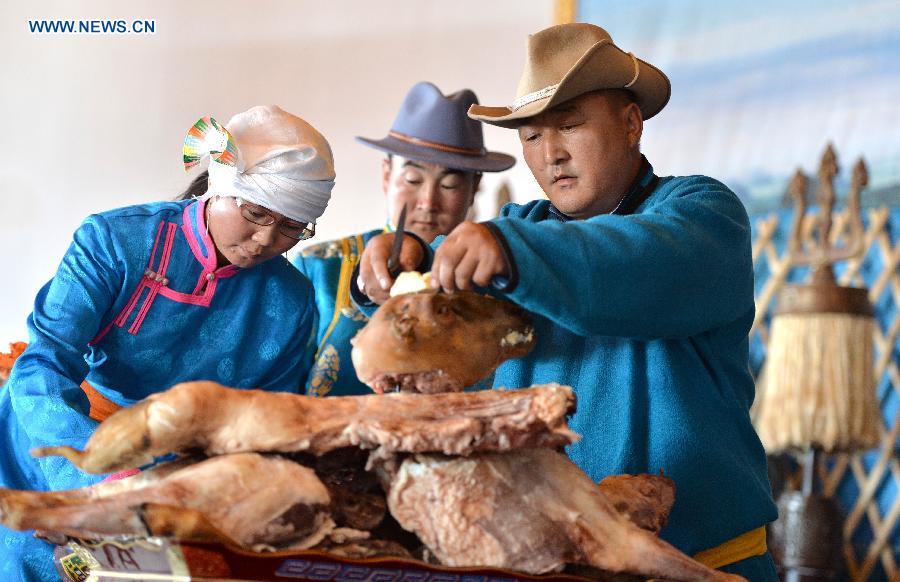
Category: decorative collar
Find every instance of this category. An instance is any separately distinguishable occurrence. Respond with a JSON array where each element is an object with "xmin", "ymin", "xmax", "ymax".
[{"xmin": 182, "ymin": 199, "xmax": 240, "ymax": 276}]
